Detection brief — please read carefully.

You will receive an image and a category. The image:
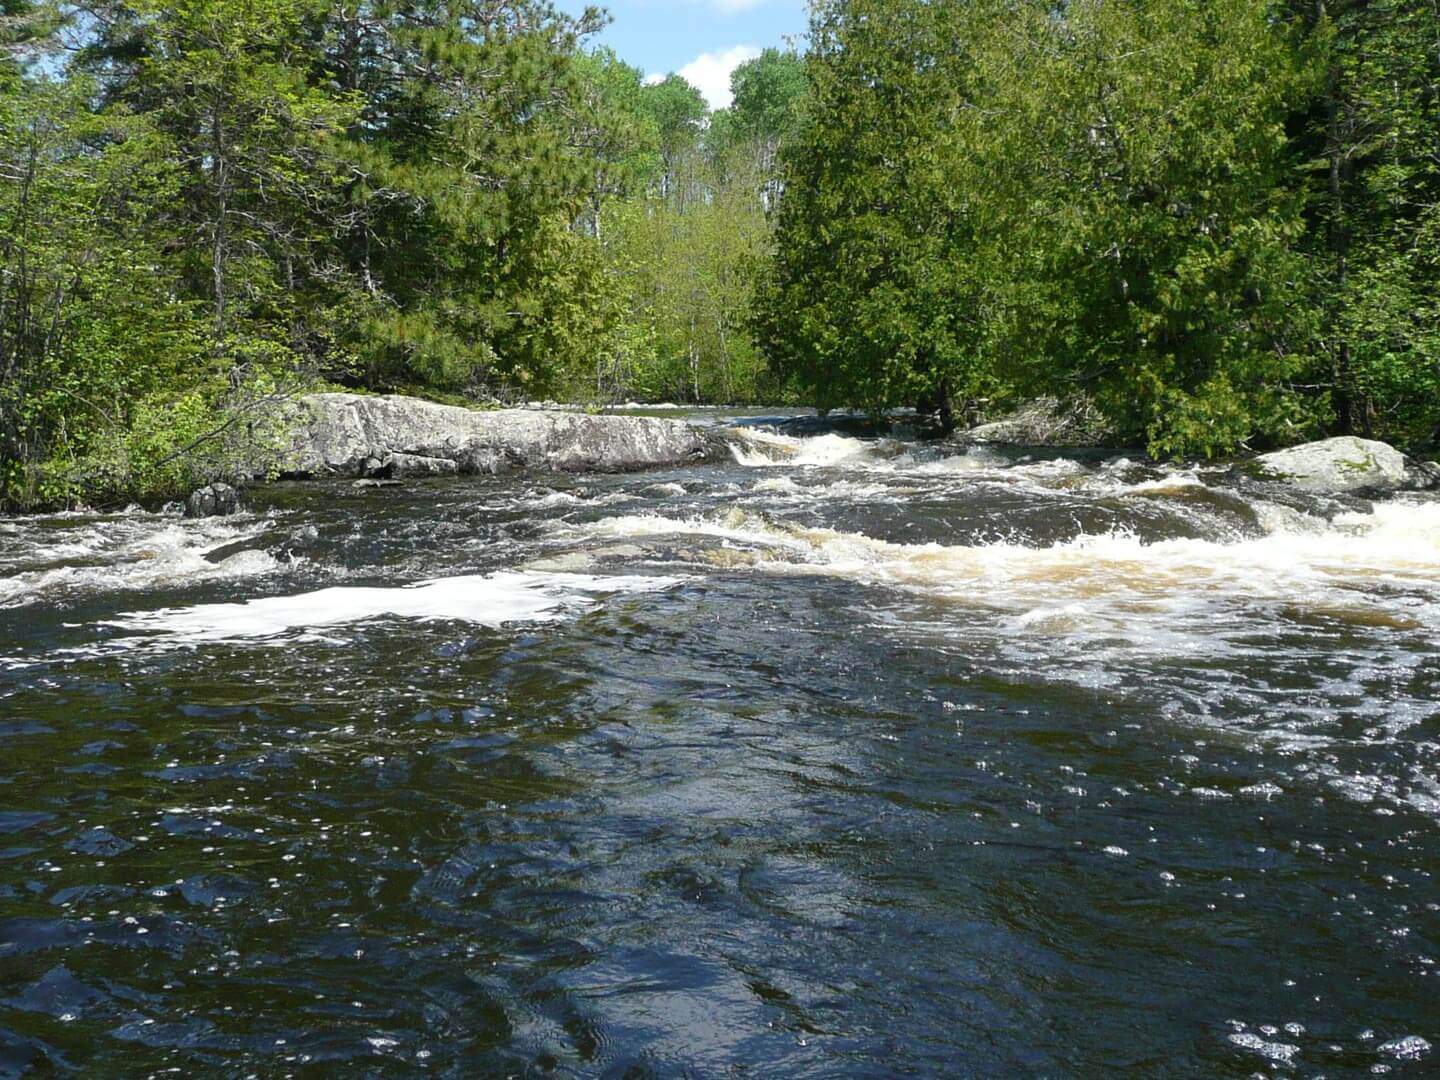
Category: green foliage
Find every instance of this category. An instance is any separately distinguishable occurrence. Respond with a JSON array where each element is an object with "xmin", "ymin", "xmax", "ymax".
[
  {"xmin": 108, "ymin": 0, "xmax": 361, "ymax": 350},
  {"xmin": 755, "ymin": 1, "xmax": 1002, "ymax": 420},
  {"xmin": 641, "ymin": 75, "xmax": 706, "ymax": 159},
  {"xmin": 759, "ymin": 0, "xmax": 1327, "ymax": 455},
  {"xmin": 1010, "ymin": 0, "xmax": 1326, "ymax": 456},
  {"xmin": 572, "ymin": 47, "xmax": 663, "ymax": 203},
  {"xmin": 1293, "ymin": 0, "xmax": 1440, "ymax": 448},
  {"xmin": 599, "ymin": 169, "xmax": 774, "ymax": 404},
  {"xmin": 3, "ymin": 0, "xmax": 638, "ymax": 508},
  {"xmin": 5, "ymin": 0, "xmax": 1436, "ymax": 512},
  {"xmin": 1, "ymin": 0, "xmax": 58, "ymax": 56},
  {"xmin": 0, "ymin": 69, "xmax": 216, "ymax": 508},
  {"xmin": 589, "ymin": 54, "xmax": 807, "ymax": 406},
  {"xmin": 318, "ymin": 1, "xmax": 612, "ymax": 397},
  {"xmin": 726, "ymin": 47, "xmax": 808, "ymax": 147}
]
